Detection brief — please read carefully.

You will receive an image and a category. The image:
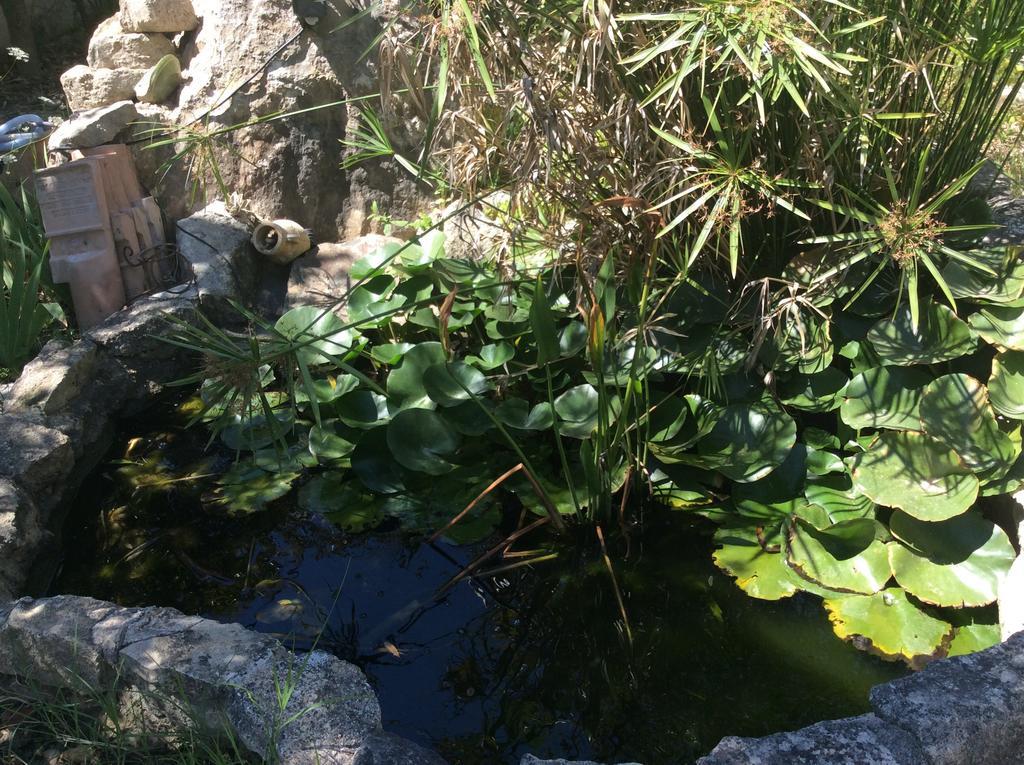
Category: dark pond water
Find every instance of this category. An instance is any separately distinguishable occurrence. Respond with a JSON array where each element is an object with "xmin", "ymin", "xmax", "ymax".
[{"xmin": 53, "ymin": 398, "xmax": 908, "ymax": 765}]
